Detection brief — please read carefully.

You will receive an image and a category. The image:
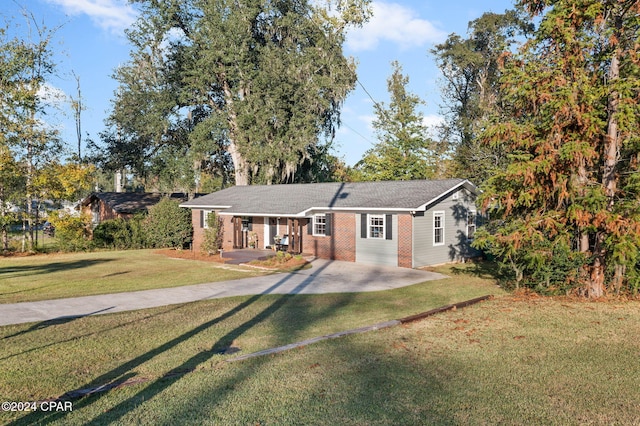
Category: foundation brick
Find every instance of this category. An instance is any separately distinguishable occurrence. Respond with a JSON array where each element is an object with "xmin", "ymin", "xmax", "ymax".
[{"xmin": 397, "ymin": 213, "xmax": 413, "ymax": 268}]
